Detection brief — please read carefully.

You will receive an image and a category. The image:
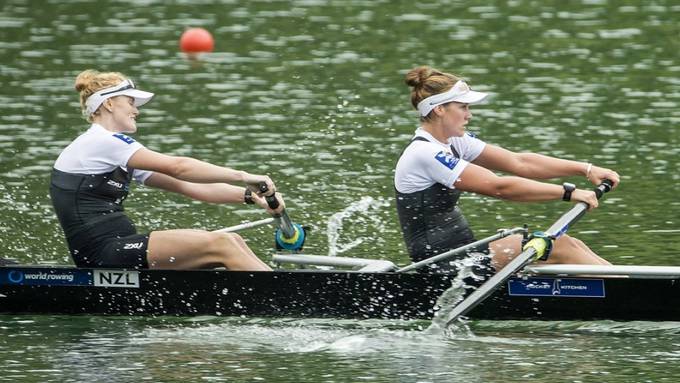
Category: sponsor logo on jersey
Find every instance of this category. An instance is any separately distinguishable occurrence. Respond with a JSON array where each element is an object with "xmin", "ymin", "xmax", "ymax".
[
  {"xmin": 434, "ymin": 151, "xmax": 459, "ymax": 170},
  {"xmin": 107, "ymin": 179, "xmax": 124, "ymax": 188},
  {"xmin": 113, "ymin": 133, "xmax": 136, "ymax": 144},
  {"xmin": 466, "ymin": 131, "xmax": 477, "ymax": 138},
  {"xmin": 123, "ymin": 242, "xmax": 144, "ymax": 250}
]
